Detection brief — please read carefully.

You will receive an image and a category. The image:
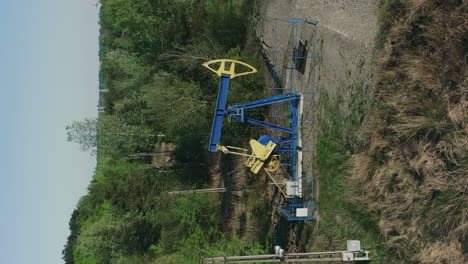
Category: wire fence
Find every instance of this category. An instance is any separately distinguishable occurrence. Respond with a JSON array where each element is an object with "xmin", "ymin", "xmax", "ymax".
[{"xmin": 265, "ymin": 18, "xmax": 319, "ymax": 220}]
